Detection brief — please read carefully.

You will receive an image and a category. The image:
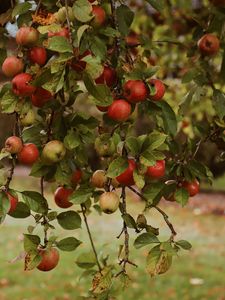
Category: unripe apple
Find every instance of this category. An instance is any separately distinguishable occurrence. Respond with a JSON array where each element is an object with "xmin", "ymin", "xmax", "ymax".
[
  {"xmin": 18, "ymin": 143, "xmax": 39, "ymax": 165},
  {"xmin": 48, "ymin": 27, "xmax": 70, "ymax": 39},
  {"xmin": 94, "ymin": 134, "xmax": 116, "ymax": 157},
  {"xmin": 71, "ymin": 169, "xmax": 82, "ymax": 186},
  {"xmin": 2, "ymin": 56, "xmax": 24, "ymax": 77},
  {"xmin": 6, "ymin": 192, "xmax": 18, "ymax": 214},
  {"xmin": 146, "ymin": 160, "xmax": 165, "ymax": 179},
  {"xmin": 198, "ymin": 34, "xmax": 220, "ymax": 56},
  {"xmin": 116, "ymin": 159, "xmax": 136, "ymax": 186},
  {"xmin": 92, "ymin": 5, "xmax": 106, "ymax": 27},
  {"xmin": 37, "ymin": 247, "xmax": 60, "ymax": 272},
  {"xmin": 5, "ymin": 136, "xmax": 23, "ymax": 154},
  {"xmin": 16, "ymin": 27, "xmax": 39, "ymax": 46},
  {"xmin": 28, "ymin": 47, "xmax": 47, "ymax": 66},
  {"xmin": 54, "ymin": 186, "xmax": 73, "ymax": 208},
  {"xmin": 149, "ymin": 79, "xmax": 165, "ymax": 101},
  {"xmin": 107, "ymin": 99, "xmax": 131, "ymax": 122},
  {"xmin": 20, "ymin": 109, "xmax": 36, "ymax": 127},
  {"xmin": 42, "ymin": 140, "xmax": 66, "ymax": 165},
  {"xmin": 12, "ymin": 73, "xmax": 36, "ymax": 96},
  {"xmin": 31, "ymin": 87, "xmax": 53, "ymax": 108},
  {"xmin": 99, "ymin": 192, "xmax": 120, "ymax": 214},
  {"xmin": 91, "ymin": 170, "xmax": 107, "ymax": 188},
  {"xmin": 182, "ymin": 179, "xmax": 199, "ymax": 197},
  {"xmin": 96, "ymin": 105, "xmax": 109, "ymax": 112},
  {"xmin": 123, "ymin": 80, "xmax": 148, "ymax": 103},
  {"xmin": 95, "ymin": 66, "xmax": 117, "ymax": 87}
]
